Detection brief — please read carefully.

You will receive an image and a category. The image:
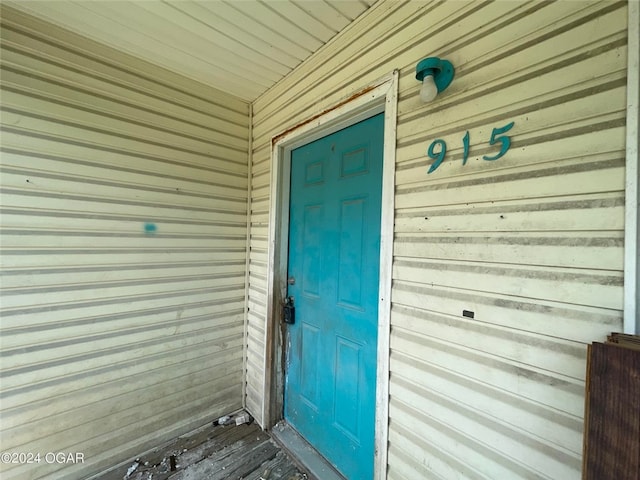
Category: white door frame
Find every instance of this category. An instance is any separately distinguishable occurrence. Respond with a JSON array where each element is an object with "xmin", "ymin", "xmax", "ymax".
[
  {"xmin": 263, "ymin": 70, "xmax": 398, "ymax": 480},
  {"xmin": 624, "ymin": 0, "xmax": 639, "ymax": 334}
]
